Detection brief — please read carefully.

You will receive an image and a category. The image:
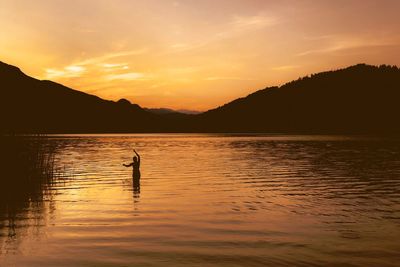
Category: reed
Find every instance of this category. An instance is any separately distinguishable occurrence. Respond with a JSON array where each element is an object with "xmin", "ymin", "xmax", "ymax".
[{"xmin": 0, "ymin": 135, "xmax": 58, "ymax": 237}]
